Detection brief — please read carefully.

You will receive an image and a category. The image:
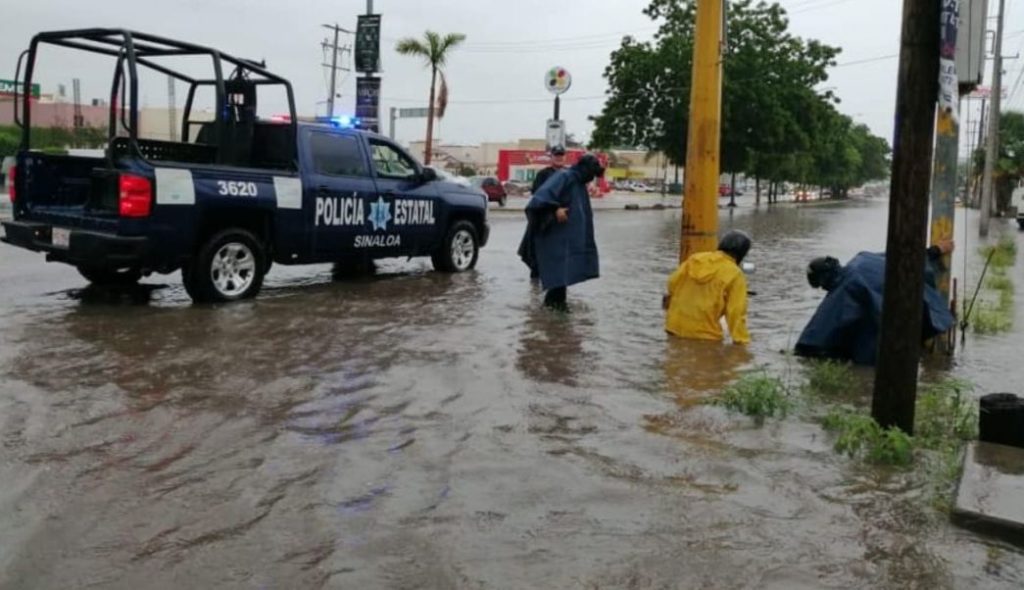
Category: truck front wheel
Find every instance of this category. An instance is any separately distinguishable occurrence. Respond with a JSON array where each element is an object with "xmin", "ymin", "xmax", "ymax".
[
  {"xmin": 184, "ymin": 228, "xmax": 266, "ymax": 303},
  {"xmin": 432, "ymin": 220, "xmax": 479, "ymax": 273}
]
